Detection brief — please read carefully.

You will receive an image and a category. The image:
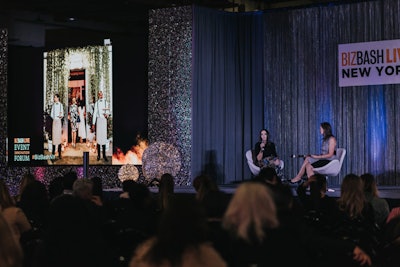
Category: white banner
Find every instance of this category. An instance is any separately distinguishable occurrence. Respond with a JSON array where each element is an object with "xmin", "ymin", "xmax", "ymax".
[{"xmin": 338, "ymin": 39, "xmax": 400, "ymax": 87}]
